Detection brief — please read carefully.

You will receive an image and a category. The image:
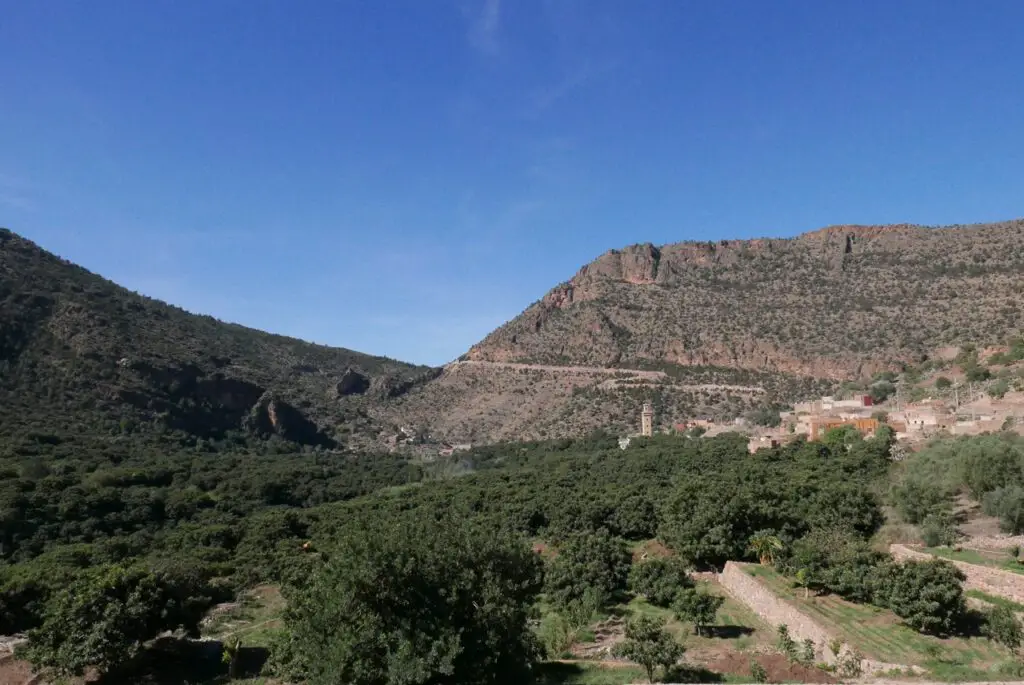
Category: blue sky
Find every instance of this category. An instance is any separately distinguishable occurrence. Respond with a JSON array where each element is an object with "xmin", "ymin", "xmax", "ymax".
[{"xmin": 2, "ymin": 1, "xmax": 1023, "ymax": 365}]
